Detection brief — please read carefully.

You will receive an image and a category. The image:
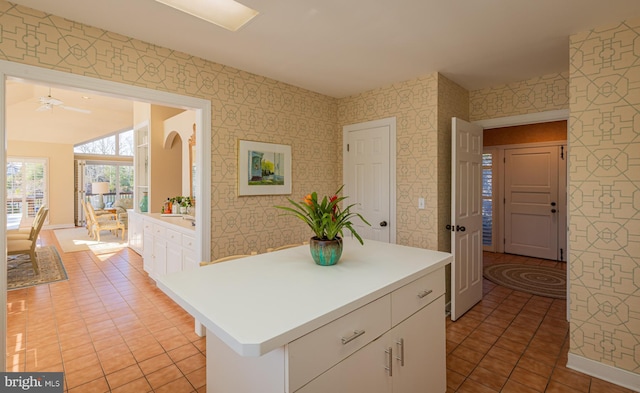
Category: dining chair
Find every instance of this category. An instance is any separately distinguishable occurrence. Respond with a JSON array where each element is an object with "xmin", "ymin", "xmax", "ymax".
[
  {"xmin": 6, "ymin": 204, "xmax": 47, "ymax": 240},
  {"xmin": 7, "ymin": 207, "xmax": 49, "ymax": 275}
]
